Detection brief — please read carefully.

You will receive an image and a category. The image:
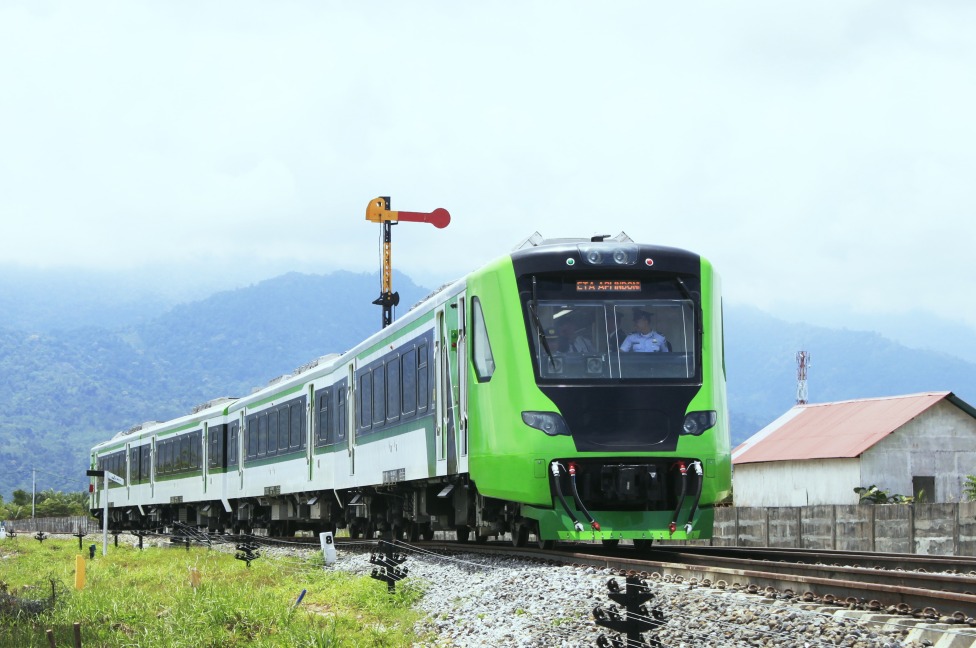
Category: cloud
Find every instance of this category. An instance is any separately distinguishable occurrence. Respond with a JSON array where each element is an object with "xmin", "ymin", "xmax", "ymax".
[{"xmin": 0, "ymin": 1, "xmax": 973, "ymax": 331}]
